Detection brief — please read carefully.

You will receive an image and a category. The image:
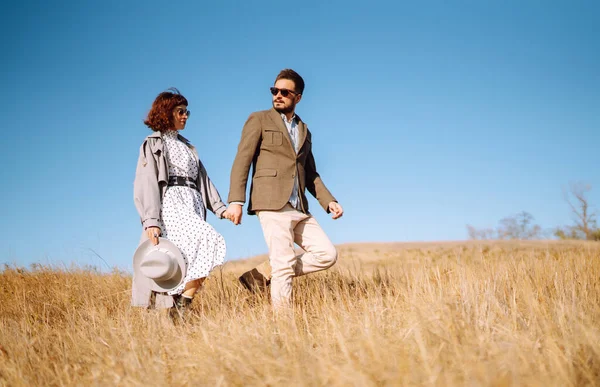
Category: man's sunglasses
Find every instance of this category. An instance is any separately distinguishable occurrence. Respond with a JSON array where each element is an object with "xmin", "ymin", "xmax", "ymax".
[
  {"xmin": 175, "ymin": 108, "xmax": 191, "ymax": 117},
  {"xmin": 270, "ymin": 87, "xmax": 298, "ymax": 98}
]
